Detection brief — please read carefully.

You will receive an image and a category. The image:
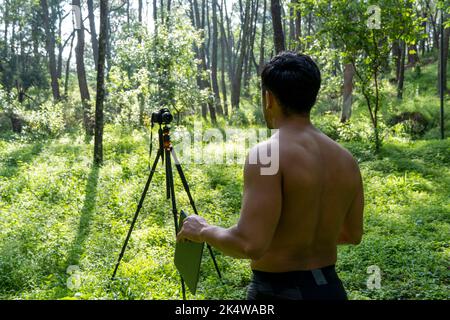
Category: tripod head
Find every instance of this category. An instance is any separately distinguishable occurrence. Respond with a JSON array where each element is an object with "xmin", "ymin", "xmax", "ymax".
[
  {"xmin": 149, "ymin": 108, "xmax": 174, "ymax": 167},
  {"xmin": 151, "ymin": 107, "xmax": 173, "ymax": 126}
]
